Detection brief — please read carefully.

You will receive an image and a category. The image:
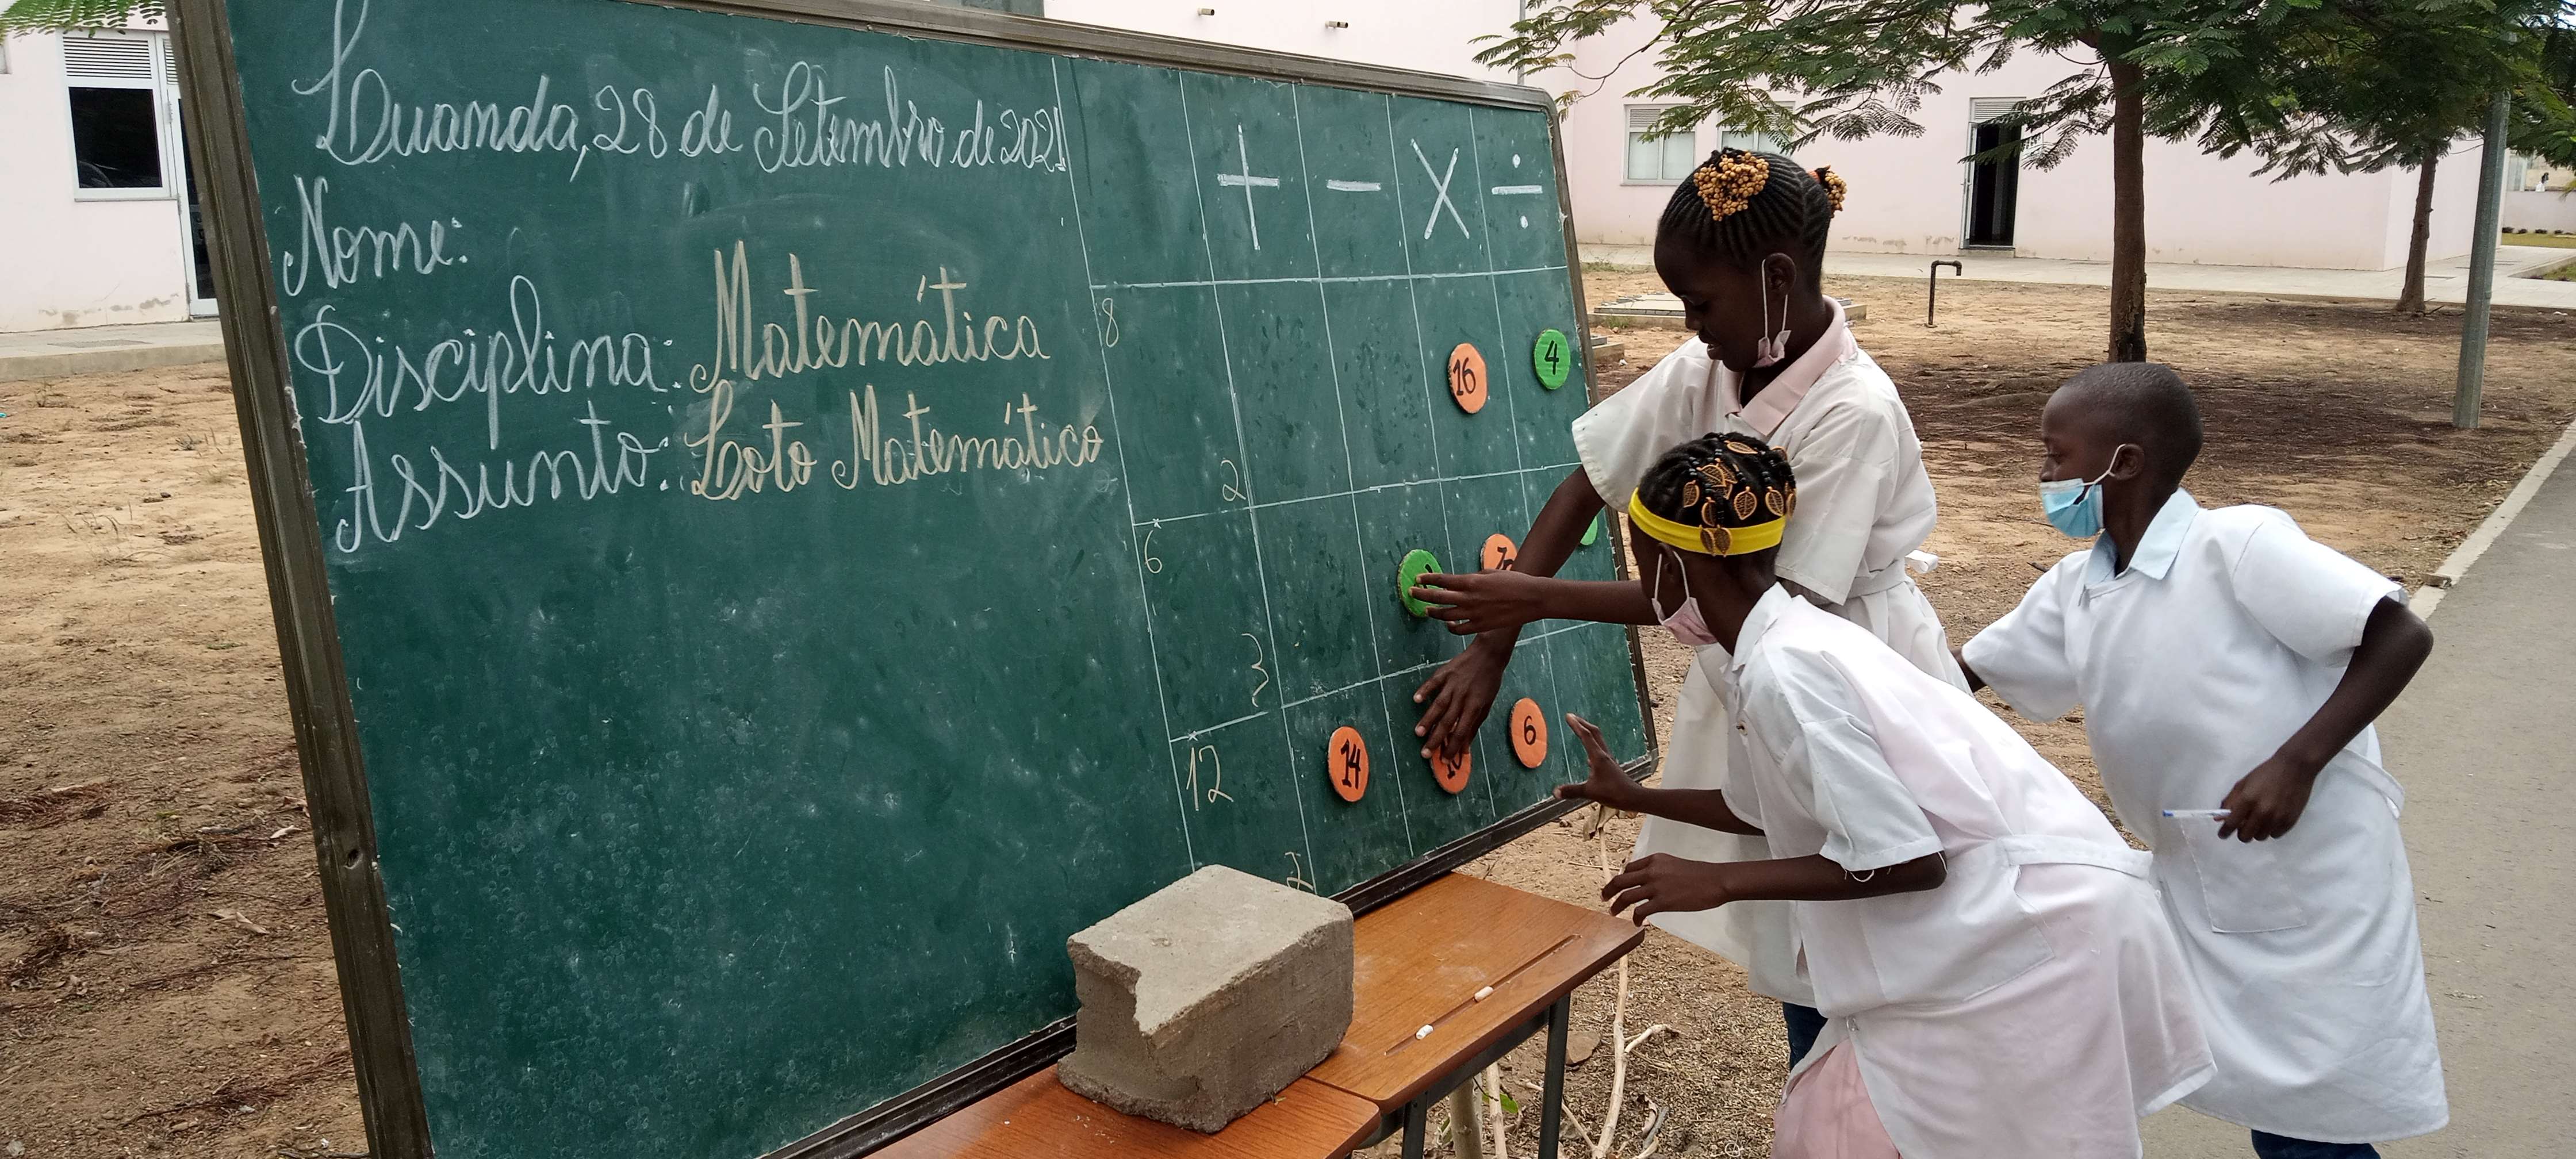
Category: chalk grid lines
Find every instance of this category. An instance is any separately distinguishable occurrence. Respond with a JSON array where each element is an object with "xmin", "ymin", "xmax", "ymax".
[{"xmin": 1052, "ymin": 60, "xmax": 1623, "ymax": 896}]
